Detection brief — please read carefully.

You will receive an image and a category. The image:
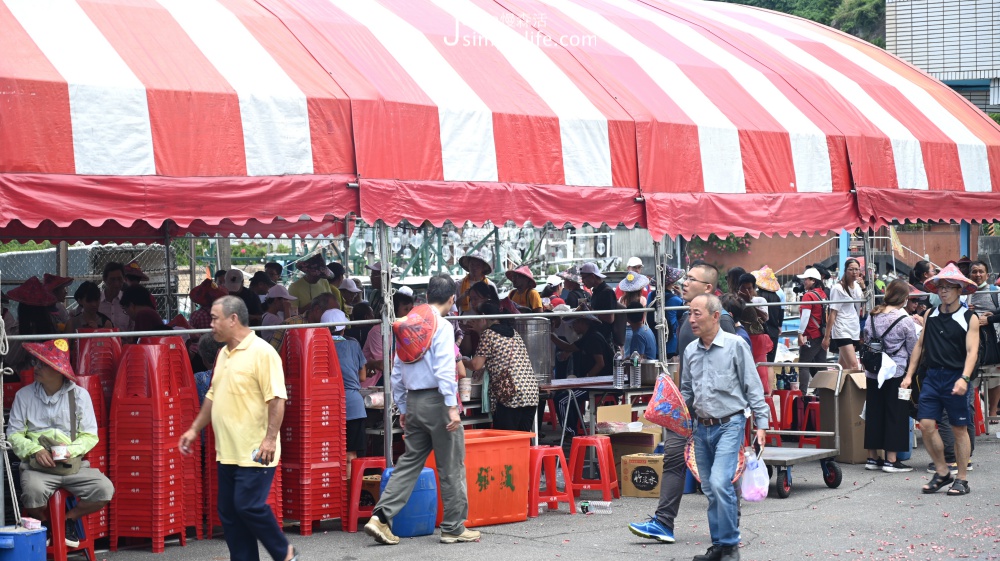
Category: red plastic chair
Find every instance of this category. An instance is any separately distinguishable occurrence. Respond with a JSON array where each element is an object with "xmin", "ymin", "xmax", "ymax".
[
  {"xmin": 528, "ymin": 446, "xmax": 575, "ymax": 517},
  {"xmin": 38, "ymin": 489, "xmax": 96, "ymax": 561},
  {"xmin": 567, "ymin": 435, "xmax": 620, "ymax": 501},
  {"xmin": 346, "ymin": 457, "xmax": 387, "ymax": 532},
  {"xmin": 798, "ymin": 401, "xmax": 821, "ymax": 448}
]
